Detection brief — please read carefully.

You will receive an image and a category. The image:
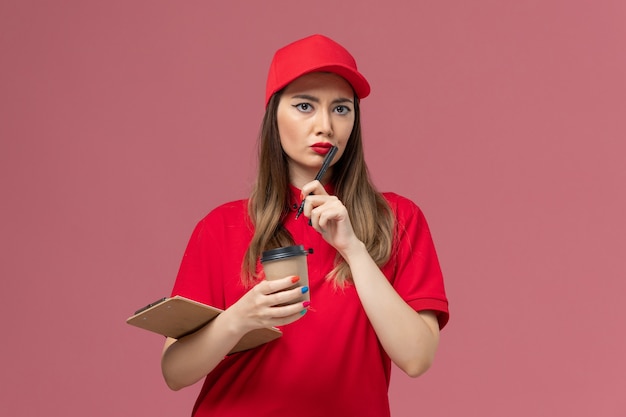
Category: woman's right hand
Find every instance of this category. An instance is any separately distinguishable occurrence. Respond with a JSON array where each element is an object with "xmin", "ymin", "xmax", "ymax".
[
  {"xmin": 162, "ymin": 275, "xmax": 309, "ymax": 390},
  {"xmin": 221, "ymin": 275, "xmax": 309, "ymax": 335}
]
